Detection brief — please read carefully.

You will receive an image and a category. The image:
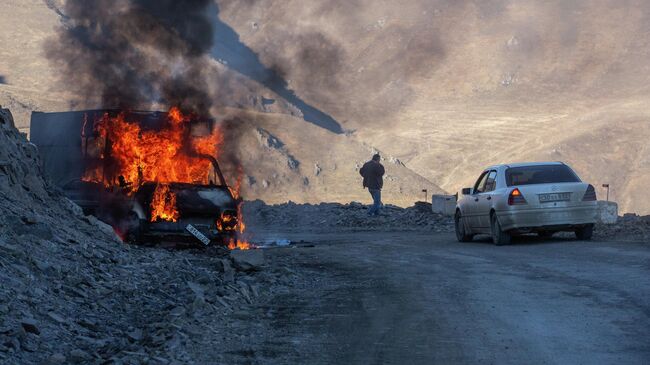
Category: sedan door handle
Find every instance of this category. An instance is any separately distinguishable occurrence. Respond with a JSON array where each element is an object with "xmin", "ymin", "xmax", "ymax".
[
  {"xmin": 474, "ymin": 198, "xmax": 479, "ymax": 202},
  {"xmin": 486, "ymin": 196, "xmax": 492, "ymax": 201}
]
